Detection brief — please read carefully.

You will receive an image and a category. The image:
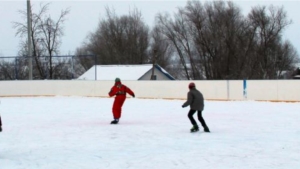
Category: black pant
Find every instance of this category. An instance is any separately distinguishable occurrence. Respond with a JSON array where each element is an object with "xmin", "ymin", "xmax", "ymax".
[
  {"xmin": 0, "ymin": 116, "xmax": 2, "ymax": 132},
  {"xmin": 188, "ymin": 109, "xmax": 208, "ymax": 128}
]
